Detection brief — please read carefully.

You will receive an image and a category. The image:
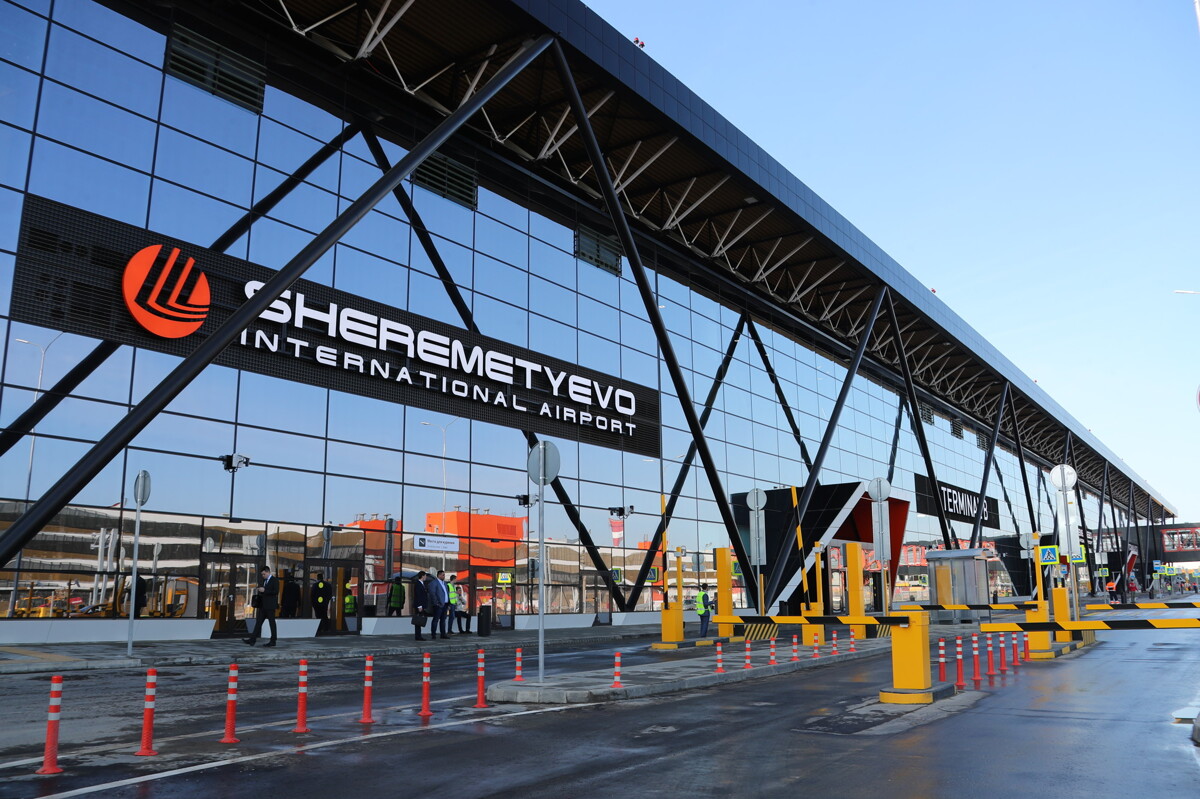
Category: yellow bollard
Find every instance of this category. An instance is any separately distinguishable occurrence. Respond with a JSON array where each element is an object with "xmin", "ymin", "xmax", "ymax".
[
  {"xmin": 1024, "ymin": 599, "xmax": 1052, "ymax": 656},
  {"xmin": 716, "ymin": 548, "xmax": 735, "ymax": 638},
  {"xmin": 845, "ymin": 542, "xmax": 867, "ymax": 643},
  {"xmin": 1051, "ymin": 586, "xmax": 1073, "ymax": 644},
  {"xmin": 879, "ymin": 612, "xmax": 946, "ymax": 704}
]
